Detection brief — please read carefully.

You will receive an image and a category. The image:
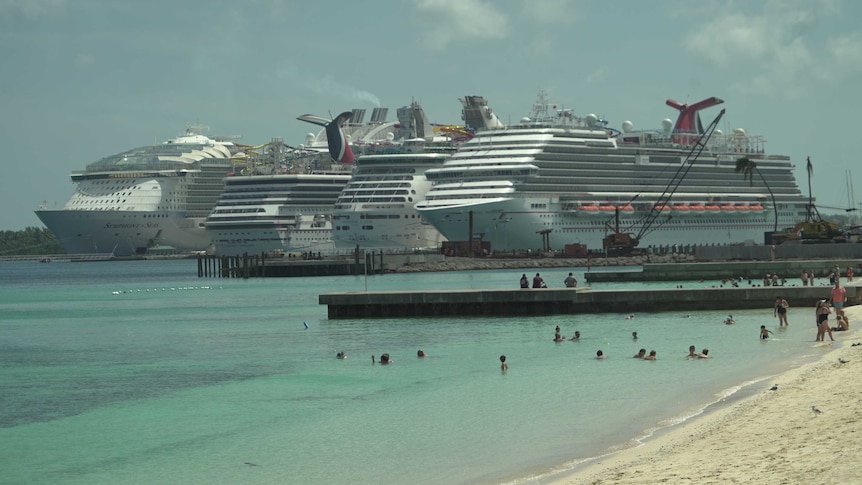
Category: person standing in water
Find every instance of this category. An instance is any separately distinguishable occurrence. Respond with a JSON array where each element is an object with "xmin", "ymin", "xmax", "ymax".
[
  {"xmin": 760, "ymin": 325, "xmax": 774, "ymax": 340},
  {"xmin": 774, "ymin": 296, "xmax": 790, "ymax": 326},
  {"xmin": 499, "ymin": 355, "xmax": 508, "ymax": 371}
]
